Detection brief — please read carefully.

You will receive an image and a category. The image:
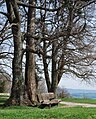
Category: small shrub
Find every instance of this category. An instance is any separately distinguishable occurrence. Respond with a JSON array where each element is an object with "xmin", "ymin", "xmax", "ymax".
[{"xmin": 57, "ymin": 87, "xmax": 71, "ymax": 98}]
